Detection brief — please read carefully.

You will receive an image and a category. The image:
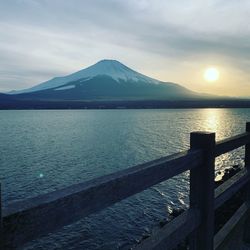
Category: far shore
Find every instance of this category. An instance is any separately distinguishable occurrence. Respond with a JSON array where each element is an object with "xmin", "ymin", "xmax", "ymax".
[{"xmin": 1, "ymin": 99, "xmax": 250, "ymax": 110}]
